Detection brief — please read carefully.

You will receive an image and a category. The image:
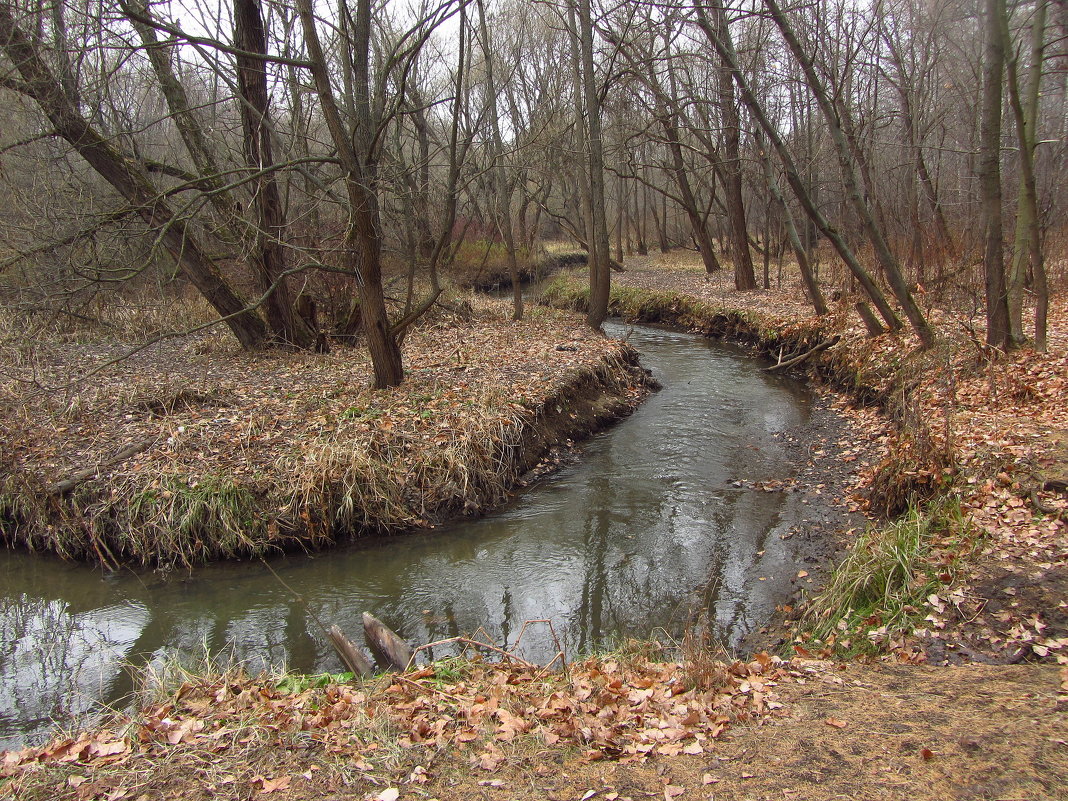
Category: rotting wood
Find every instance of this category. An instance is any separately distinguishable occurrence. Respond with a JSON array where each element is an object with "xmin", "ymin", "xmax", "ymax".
[
  {"xmin": 49, "ymin": 440, "xmax": 155, "ymax": 495},
  {"xmin": 327, "ymin": 625, "xmax": 374, "ymax": 677},
  {"xmin": 765, "ymin": 335, "xmax": 841, "ymax": 372},
  {"xmin": 363, "ymin": 612, "xmax": 414, "ymax": 670}
]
